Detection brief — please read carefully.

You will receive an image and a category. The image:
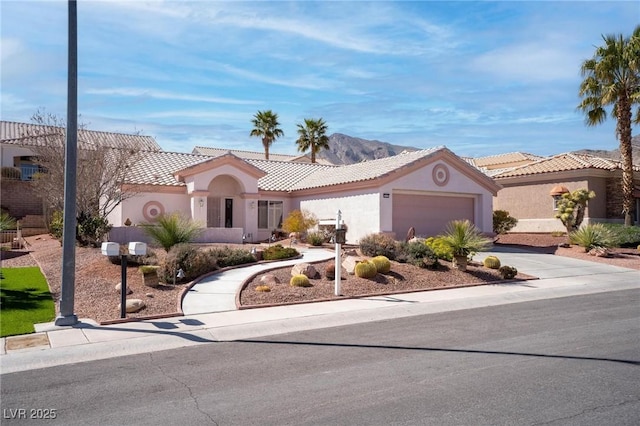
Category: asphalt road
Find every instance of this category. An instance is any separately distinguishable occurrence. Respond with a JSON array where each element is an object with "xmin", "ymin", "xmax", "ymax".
[{"xmin": 2, "ymin": 289, "xmax": 639, "ymax": 425}]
